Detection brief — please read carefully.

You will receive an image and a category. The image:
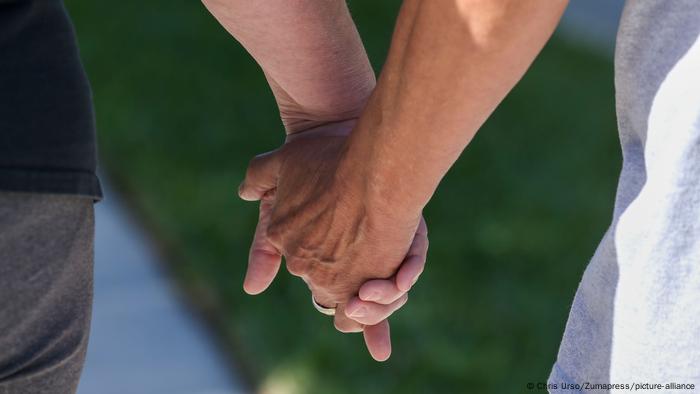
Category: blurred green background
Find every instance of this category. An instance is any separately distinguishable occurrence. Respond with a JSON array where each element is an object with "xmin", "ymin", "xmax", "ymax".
[{"xmin": 66, "ymin": 1, "xmax": 620, "ymax": 393}]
